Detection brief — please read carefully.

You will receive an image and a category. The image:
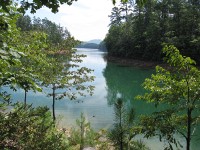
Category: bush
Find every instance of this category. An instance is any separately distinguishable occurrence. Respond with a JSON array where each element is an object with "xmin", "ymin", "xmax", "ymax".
[{"xmin": 0, "ymin": 103, "xmax": 69, "ymax": 150}]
